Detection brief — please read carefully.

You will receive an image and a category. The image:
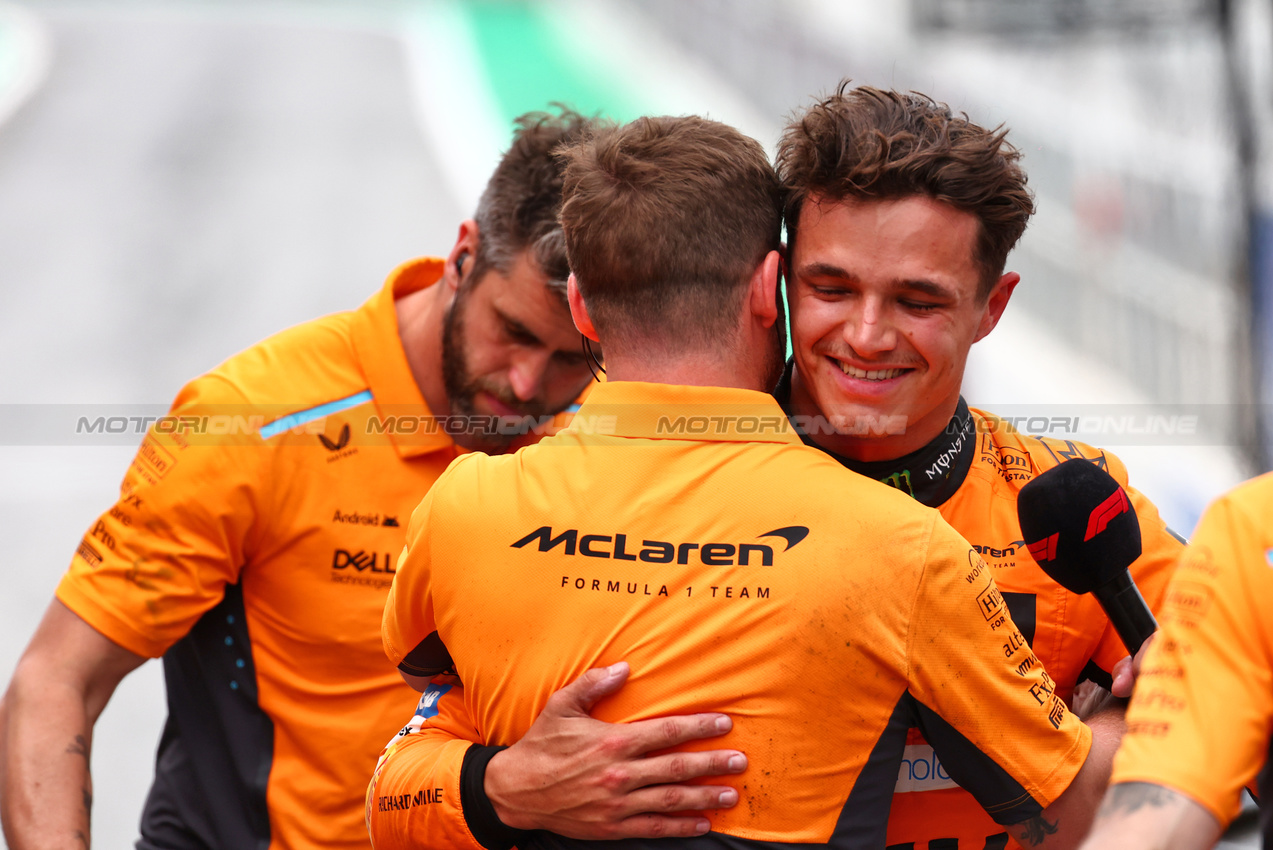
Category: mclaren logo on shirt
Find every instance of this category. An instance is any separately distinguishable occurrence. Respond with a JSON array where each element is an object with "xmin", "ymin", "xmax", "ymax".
[
  {"xmin": 972, "ymin": 540, "xmax": 1027, "ymax": 569},
  {"xmin": 972, "ymin": 541, "xmax": 1025, "ymax": 559},
  {"xmin": 510, "ymin": 525, "xmax": 809, "ymax": 566}
]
